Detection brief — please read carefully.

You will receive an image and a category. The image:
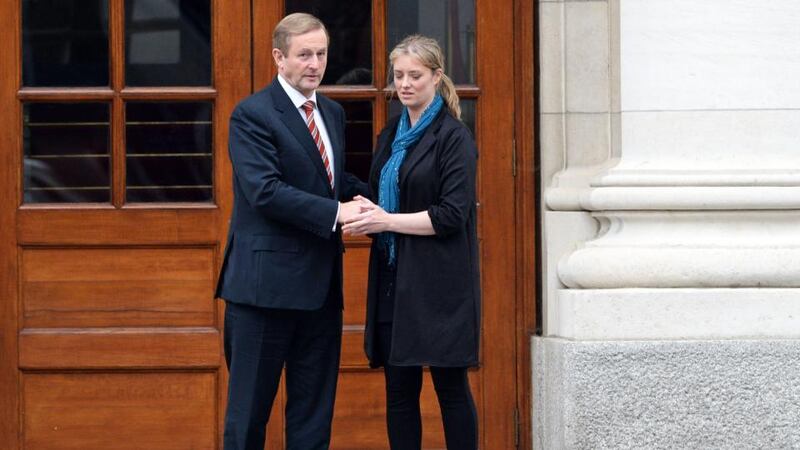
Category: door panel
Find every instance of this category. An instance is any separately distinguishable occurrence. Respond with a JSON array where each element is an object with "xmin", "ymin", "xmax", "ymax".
[
  {"xmin": 21, "ymin": 246, "xmax": 216, "ymax": 328},
  {"xmin": 23, "ymin": 372, "xmax": 216, "ymax": 449},
  {"xmin": 342, "ymin": 239, "xmax": 371, "ymax": 329},
  {"xmin": 19, "ymin": 328, "xmax": 219, "ymax": 369}
]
